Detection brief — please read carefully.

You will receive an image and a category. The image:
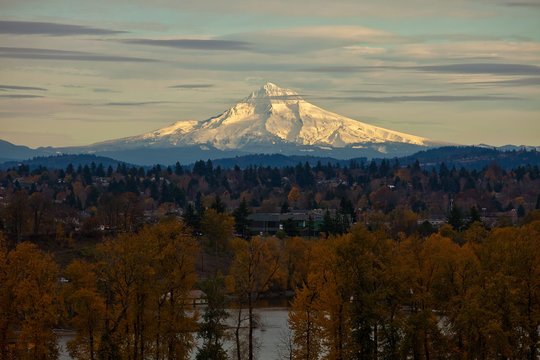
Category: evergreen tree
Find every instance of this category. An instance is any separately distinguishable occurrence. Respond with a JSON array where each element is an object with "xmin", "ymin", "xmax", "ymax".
[
  {"xmin": 184, "ymin": 203, "xmax": 201, "ymax": 232},
  {"xmin": 196, "ymin": 276, "xmax": 229, "ymax": 360},
  {"xmin": 447, "ymin": 206, "xmax": 464, "ymax": 232},
  {"xmin": 517, "ymin": 204, "xmax": 526, "ymax": 218},
  {"xmin": 283, "ymin": 218, "xmax": 299, "ymax": 237},
  {"xmin": 306, "ymin": 214, "xmax": 315, "ymax": 238},
  {"xmin": 174, "ymin": 161, "xmax": 184, "ymax": 175},
  {"xmin": 468, "ymin": 205, "xmax": 482, "ymax": 226},
  {"xmin": 232, "ymin": 198, "xmax": 251, "ymax": 239},
  {"xmin": 211, "ymin": 195, "xmax": 226, "ymax": 213},
  {"xmin": 320, "ymin": 209, "xmax": 334, "ymax": 236}
]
